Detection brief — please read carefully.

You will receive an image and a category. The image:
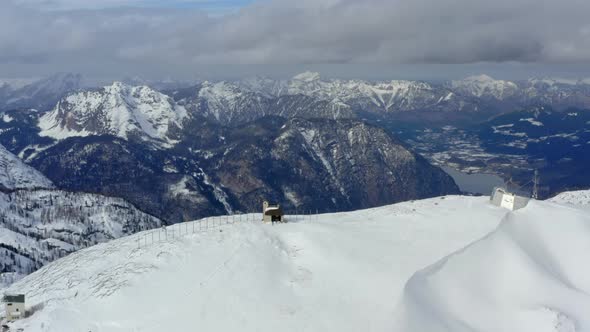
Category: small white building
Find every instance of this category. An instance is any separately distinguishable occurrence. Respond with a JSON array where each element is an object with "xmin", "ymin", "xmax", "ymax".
[
  {"xmin": 262, "ymin": 201, "xmax": 284, "ymax": 223},
  {"xmin": 490, "ymin": 187, "xmax": 530, "ymax": 211},
  {"xmin": 3, "ymin": 294, "xmax": 25, "ymax": 321}
]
